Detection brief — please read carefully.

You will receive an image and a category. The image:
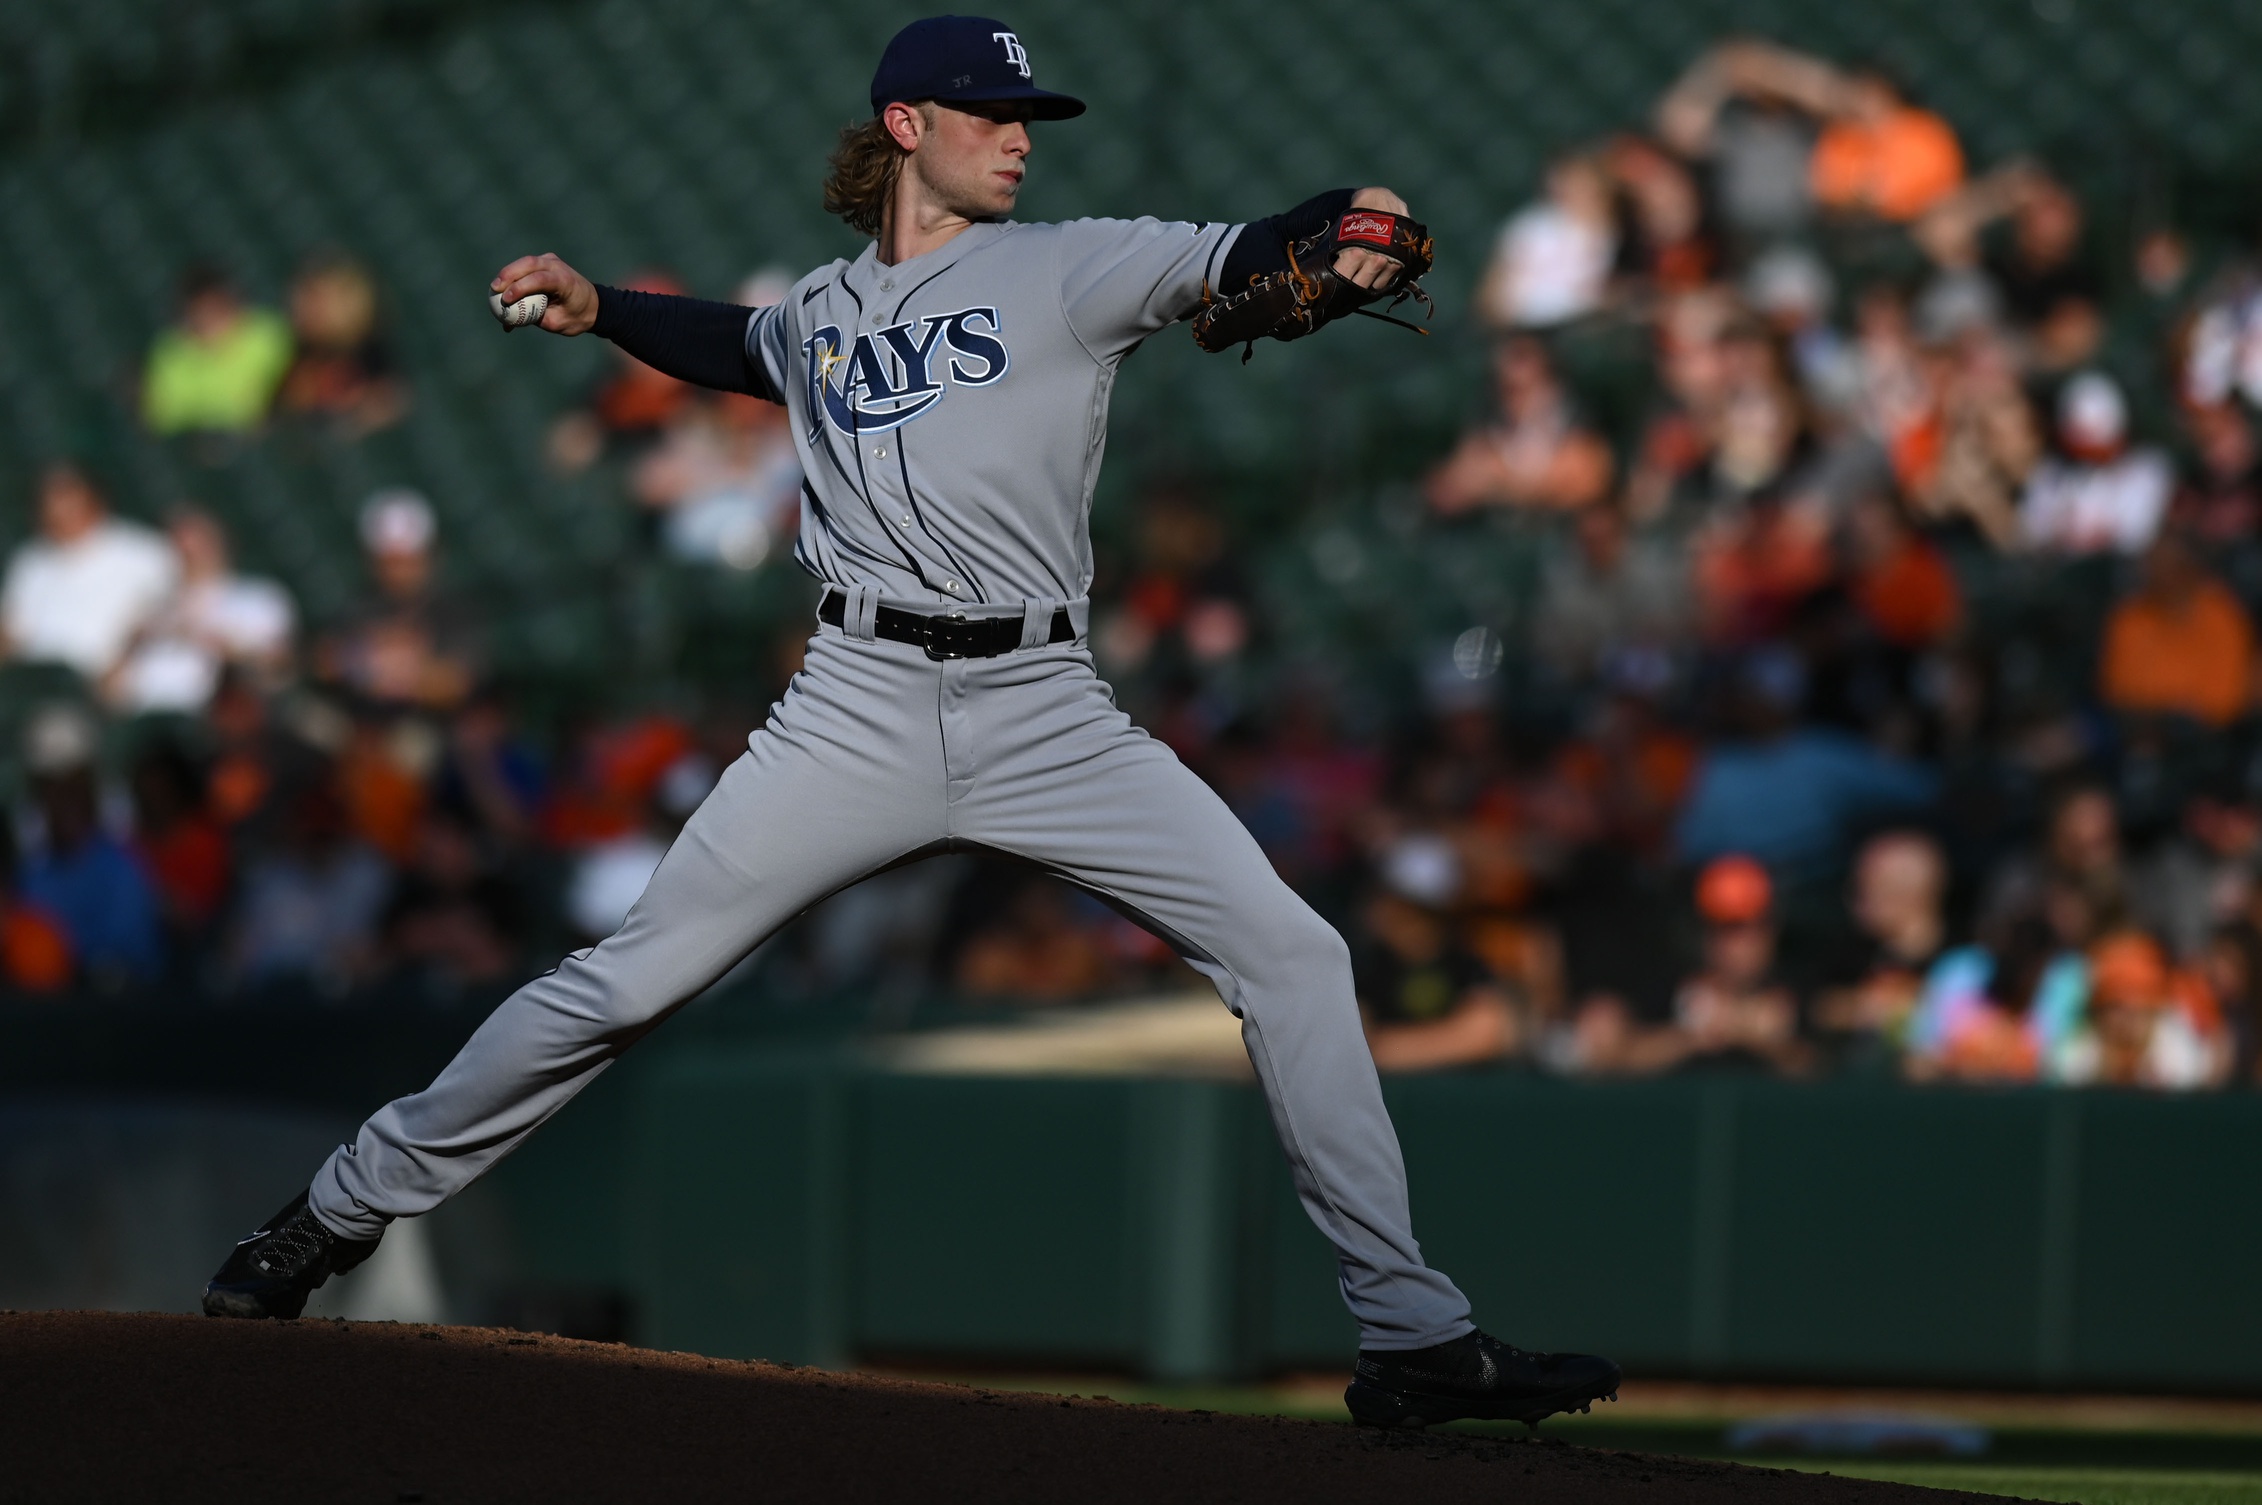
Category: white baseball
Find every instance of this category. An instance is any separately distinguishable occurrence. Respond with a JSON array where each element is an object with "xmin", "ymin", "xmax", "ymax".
[{"xmin": 489, "ymin": 289, "xmax": 549, "ymax": 330}]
